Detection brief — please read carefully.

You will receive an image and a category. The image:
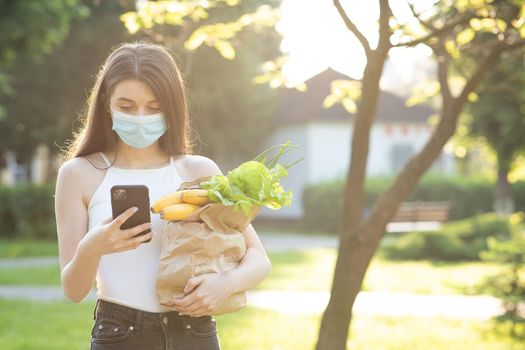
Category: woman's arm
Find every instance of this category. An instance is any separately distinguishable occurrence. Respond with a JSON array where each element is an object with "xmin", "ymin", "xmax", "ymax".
[
  {"xmin": 55, "ymin": 159, "xmax": 101, "ymax": 303},
  {"xmin": 221, "ymin": 223, "xmax": 272, "ymax": 294}
]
